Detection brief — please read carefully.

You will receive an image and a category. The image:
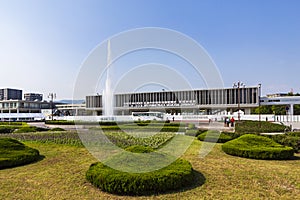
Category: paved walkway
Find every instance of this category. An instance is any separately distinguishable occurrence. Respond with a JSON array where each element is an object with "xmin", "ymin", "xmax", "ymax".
[{"xmin": 197, "ymin": 122, "xmax": 235, "ymax": 132}]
